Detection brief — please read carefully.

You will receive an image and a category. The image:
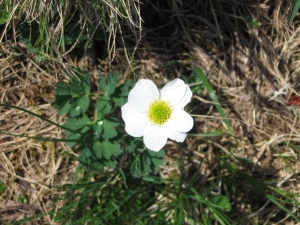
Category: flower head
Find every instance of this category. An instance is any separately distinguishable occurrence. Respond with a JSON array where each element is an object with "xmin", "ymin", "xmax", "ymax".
[{"xmin": 121, "ymin": 78, "xmax": 193, "ymax": 151}]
